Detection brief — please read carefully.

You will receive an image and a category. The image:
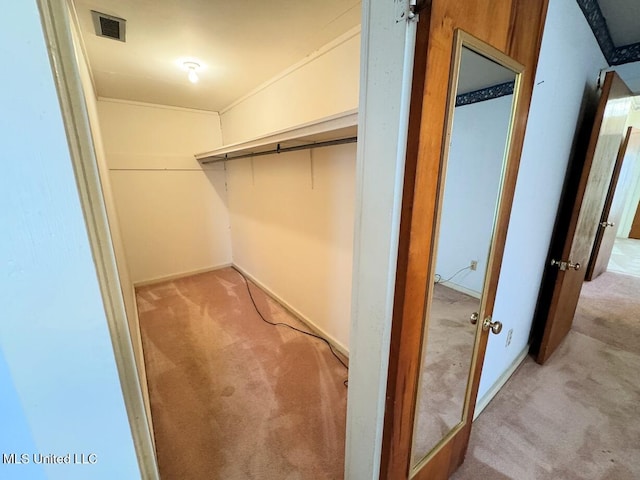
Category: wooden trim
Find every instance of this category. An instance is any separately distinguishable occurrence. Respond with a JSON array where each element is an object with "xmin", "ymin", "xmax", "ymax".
[
  {"xmin": 379, "ymin": 7, "xmax": 432, "ymax": 477},
  {"xmin": 36, "ymin": 1, "xmax": 159, "ymax": 478},
  {"xmin": 381, "ymin": 1, "xmax": 549, "ymax": 478}
]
